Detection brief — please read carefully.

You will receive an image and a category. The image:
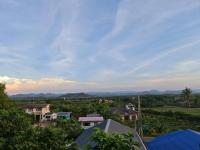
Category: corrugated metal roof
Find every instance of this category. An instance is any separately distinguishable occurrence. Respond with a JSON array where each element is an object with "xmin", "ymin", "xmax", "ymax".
[
  {"xmin": 78, "ymin": 117, "xmax": 104, "ymax": 122},
  {"xmin": 76, "ymin": 119, "xmax": 147, "ymax": 150},
  {"xmin": 146, "ymin": 129, "xmax": 200, "ymax": 150}
]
